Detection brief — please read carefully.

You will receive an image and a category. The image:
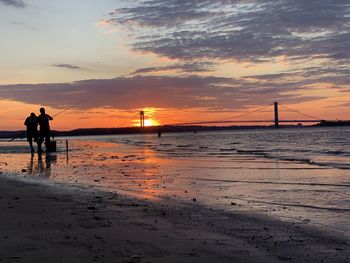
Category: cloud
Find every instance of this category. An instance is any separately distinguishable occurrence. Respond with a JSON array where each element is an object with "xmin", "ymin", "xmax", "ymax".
[
  {"xmin": 131, "ymin": 62, "xmax": 214, "ymax": 74},
  {"xmin": 327, "ymin": 102, "xmax": 350, "ymax": 108},
  {"xmin": 97, "ymin": 0, "xmax": 350, "ymax": 112},
  {"xmin": 0, "ymin": 75, "xmax": 322, "ymax": 111},
  {"xmin": 244, "ymin": 64, "xmax": 350, "ymax": 89},
  {"xmin": 52, "ymin": 64, "xmax": 82, "ymax": 70},
  {"xmin": 0, "ymin": 0, "xmax": 26, "ymax": 8},
  {"xmin": 104, "ymin": 0, "xmax": 350, "ymax": 63},
  {"xmin": 100, "ymin": 0, "xmax": 350, "ymax": 107}
]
